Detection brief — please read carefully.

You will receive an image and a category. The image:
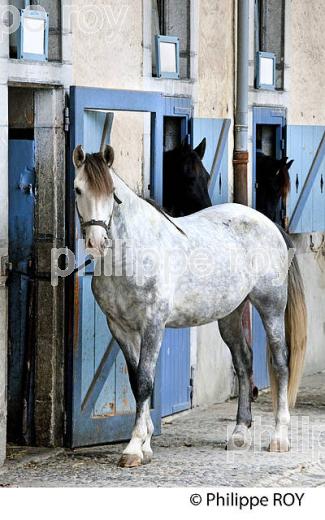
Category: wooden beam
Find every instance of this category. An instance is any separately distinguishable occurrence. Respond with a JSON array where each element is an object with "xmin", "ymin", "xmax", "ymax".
[
  {"xmin": 208, "ymin": 118, "xmax": 231, "ymax": 199},
  {"xmin": 100, "ymin": 112, "xmax": 114, "ymax": 153},
  {"xmin": 81, "ymin": 339, "xmax": 120, "ymax": 416}
]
